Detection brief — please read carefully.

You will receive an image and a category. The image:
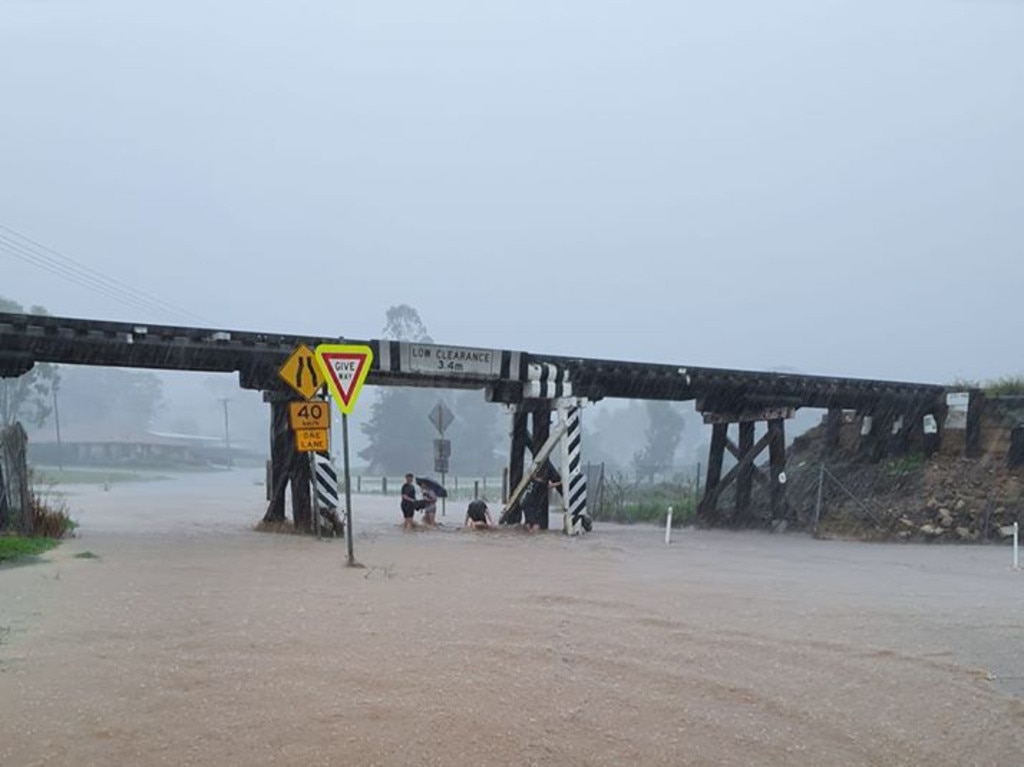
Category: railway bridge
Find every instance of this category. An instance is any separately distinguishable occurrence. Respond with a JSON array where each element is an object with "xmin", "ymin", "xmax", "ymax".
[{"xmin": 0, "ymin": 311, "xmax": 951, "ymax": 531}]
